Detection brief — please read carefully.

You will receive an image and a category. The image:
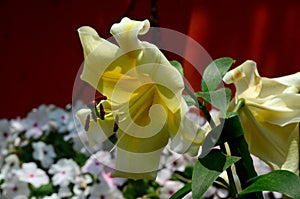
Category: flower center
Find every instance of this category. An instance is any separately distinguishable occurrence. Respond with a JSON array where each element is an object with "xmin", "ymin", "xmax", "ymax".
[
  {"xmin": 61, "ymin": 115, "xmax": 66, "ymax": 121},
  {"xmin": 3, "ymin": 132, "xmax": 8, "ymax": 138},
  {"xmin": 12, "ymin": 186, "xmax": 18, "ymax": 192},
  {"xmin": 168, "ymin": 190, "xmax": 174, "ymax": 195},
  {"xmin": 100, "ymin": 195, "xmax": 105, "ymax": 199},
  {"xmin": 95, "ymin": 161, "xmax": 101, "ymax": 166}
]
